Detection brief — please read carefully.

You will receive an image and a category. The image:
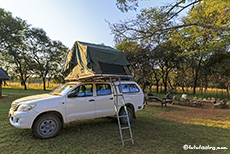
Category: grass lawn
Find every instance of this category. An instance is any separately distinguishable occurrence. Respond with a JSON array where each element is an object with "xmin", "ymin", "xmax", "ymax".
[{"xmin": 0, "ymin": 88, "xmax": 230, "ymax": 153}]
